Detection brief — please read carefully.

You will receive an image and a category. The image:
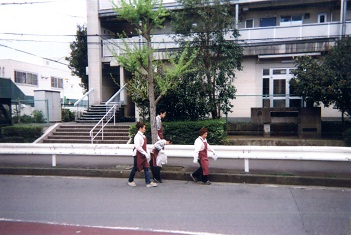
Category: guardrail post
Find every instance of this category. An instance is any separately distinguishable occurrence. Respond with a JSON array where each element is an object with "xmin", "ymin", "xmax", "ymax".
[
  {"xmin": 244, "ymin": 158, "xmax": 249, "ymax": 173},
  {"xmin": 52, "ymin": 154, "xmax": 57, "ymax": 167}
]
